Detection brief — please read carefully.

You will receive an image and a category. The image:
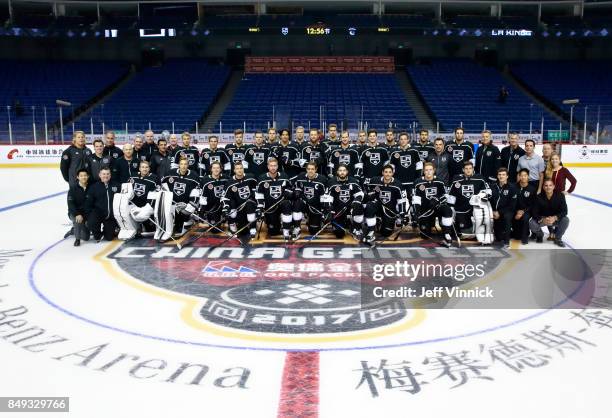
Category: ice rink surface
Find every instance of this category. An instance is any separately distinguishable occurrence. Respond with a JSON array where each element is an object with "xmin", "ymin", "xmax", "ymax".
[{"xmin": 0, "ymin": 167, "xmax": 611, "ymax": 418}]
